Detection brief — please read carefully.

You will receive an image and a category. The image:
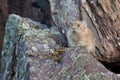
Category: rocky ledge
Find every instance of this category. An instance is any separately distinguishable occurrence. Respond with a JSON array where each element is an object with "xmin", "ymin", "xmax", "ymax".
[{"xmin": 0, "ymin": 14, "xmax": 120, "ymax": 80}]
